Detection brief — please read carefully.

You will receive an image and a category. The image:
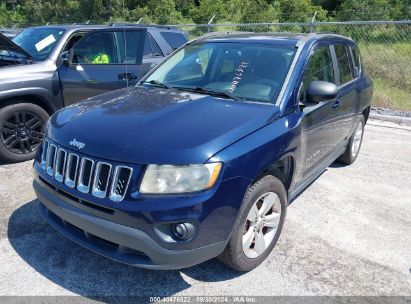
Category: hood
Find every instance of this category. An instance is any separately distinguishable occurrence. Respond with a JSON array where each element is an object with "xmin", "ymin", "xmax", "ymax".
[
  {"xmin": 48, "ymin": 86, "xmax": 280, "ymax": 164},
  {"xmin": 0, "ymin": 33, "xmax": 32, "ymax": 67}
]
